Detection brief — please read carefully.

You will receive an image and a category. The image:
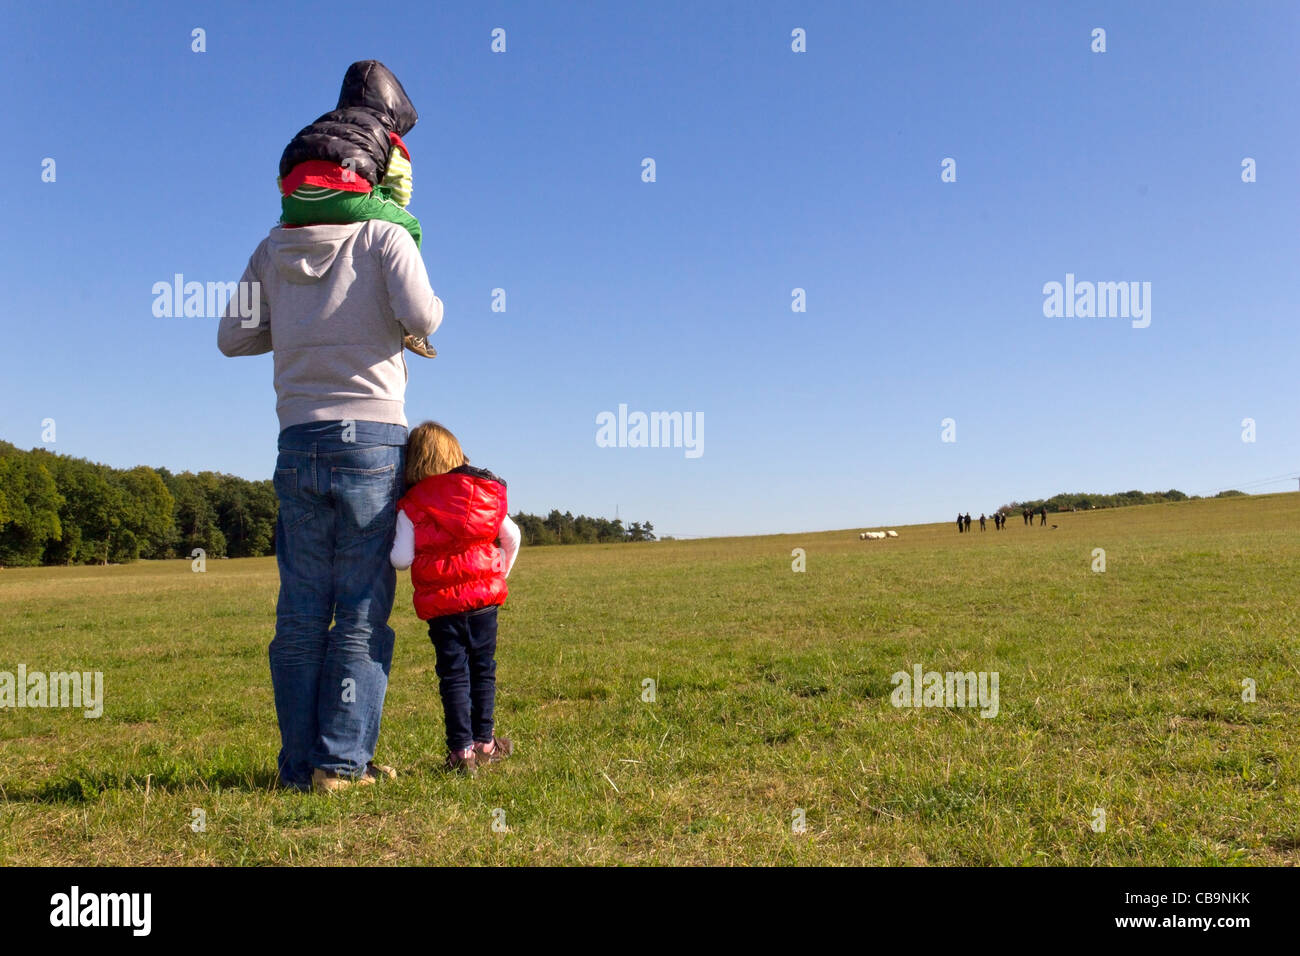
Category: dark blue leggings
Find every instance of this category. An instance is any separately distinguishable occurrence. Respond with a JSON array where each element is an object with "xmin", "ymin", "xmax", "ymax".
[{"xmin": 427, "ymin": 605, "xmax": 498, "ymax": 751}]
